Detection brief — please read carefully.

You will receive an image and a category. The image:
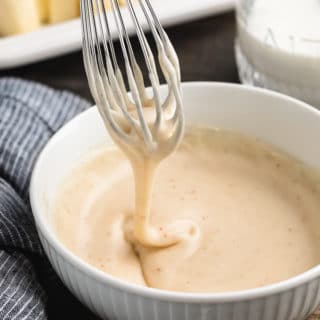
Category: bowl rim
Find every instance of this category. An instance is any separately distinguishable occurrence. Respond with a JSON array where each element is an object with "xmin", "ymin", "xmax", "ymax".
[{"xmin": 30, "ymin": 81, "xmax": 320, "ymax": 303}]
